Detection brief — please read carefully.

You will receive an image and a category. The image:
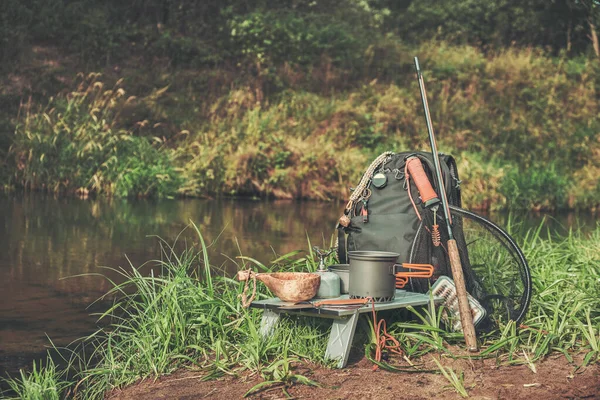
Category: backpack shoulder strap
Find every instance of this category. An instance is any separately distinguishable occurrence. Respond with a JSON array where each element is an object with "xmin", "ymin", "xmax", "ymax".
[
  {"xmin": 337, "ymin": 225, "xmax": 348, "ymax": 264},
  {"xmin": 440, "ymin": 154, "xmax": 462, "ymax": 207}
]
